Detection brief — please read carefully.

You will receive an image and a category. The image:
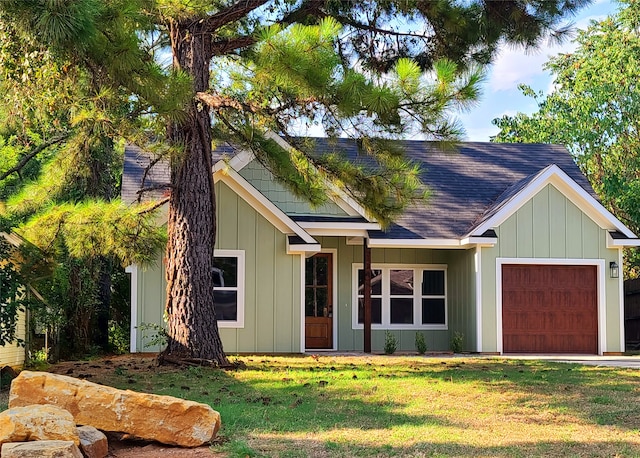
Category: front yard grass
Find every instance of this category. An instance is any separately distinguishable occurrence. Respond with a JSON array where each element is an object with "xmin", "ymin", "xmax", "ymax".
[{"xmin": 53, "ymin": 355, "xmax": 640, "ymax": 456}]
